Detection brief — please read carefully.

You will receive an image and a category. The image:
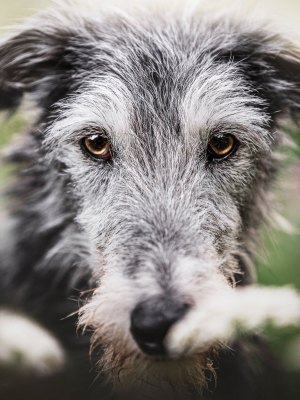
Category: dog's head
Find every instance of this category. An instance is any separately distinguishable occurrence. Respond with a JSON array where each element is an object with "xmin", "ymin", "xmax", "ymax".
[{"xmin": 1, "ymin": 2, "xmax": 300, "ymax": 387}]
